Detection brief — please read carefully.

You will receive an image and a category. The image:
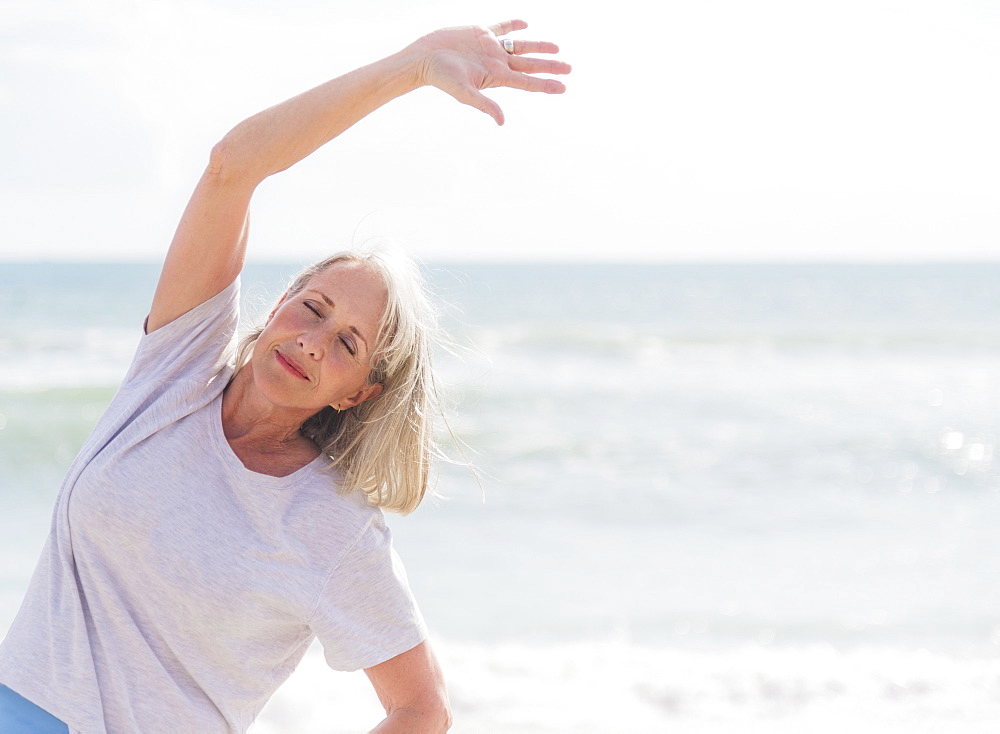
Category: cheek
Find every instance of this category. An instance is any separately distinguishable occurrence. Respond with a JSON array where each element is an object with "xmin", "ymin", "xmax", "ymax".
[
  {"xmin": 267, "ymin": 306, "xmax": 305, "ymax": 331},
  {"xmin": 320, "ymin": 351, "xmax": 356, "ymax": 380},
  {"xmin": 320, "ymin": 352, "xmax": 371, "ymax": 388},
  {"xmin": 258, "ymin": 309, "xmax": 310, "ymax": 350}
]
